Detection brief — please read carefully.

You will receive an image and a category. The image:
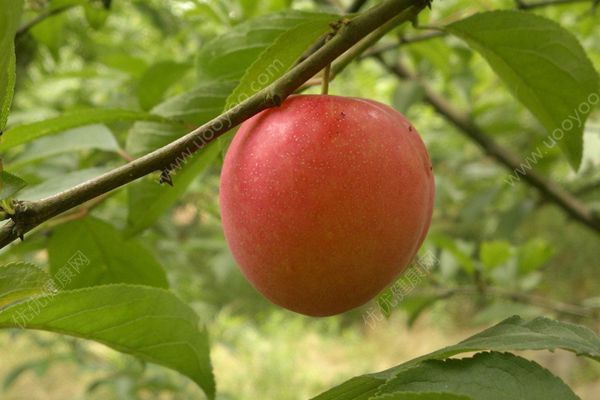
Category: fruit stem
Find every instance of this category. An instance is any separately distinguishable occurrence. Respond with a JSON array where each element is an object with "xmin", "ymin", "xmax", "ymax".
[{"xmin": 321, "ymin": 63, "xmax": 331, "ymax": 95}]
